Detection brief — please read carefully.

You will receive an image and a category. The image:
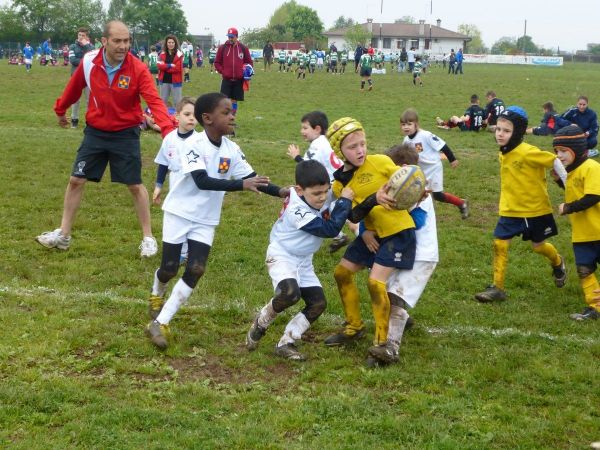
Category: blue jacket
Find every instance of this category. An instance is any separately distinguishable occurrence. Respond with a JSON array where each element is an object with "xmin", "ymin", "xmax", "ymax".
[
  {"xmin": 23, "ymin": 45, "xmax": 34, "ymax": 59},
  {"xmin": 562, "ymin": 107, "xmax": 599, "ymax": 138}
]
